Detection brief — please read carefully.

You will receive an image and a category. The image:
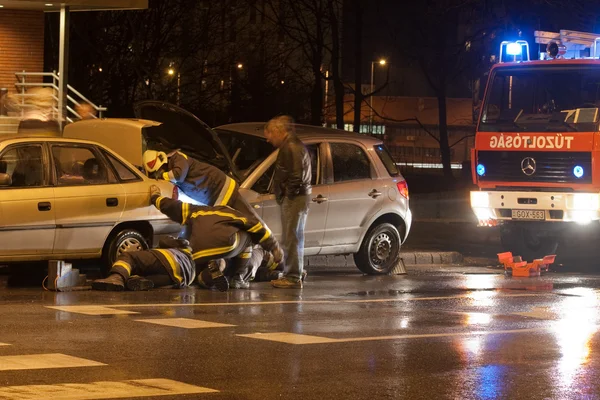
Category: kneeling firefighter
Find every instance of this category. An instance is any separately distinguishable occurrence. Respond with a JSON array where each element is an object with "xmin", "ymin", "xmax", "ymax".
[{"xmin": 150, "ymin": 185, "xmax": 283, "ymax": 289}]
